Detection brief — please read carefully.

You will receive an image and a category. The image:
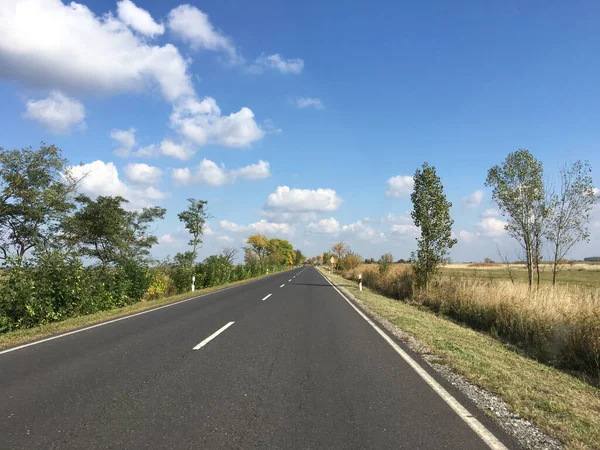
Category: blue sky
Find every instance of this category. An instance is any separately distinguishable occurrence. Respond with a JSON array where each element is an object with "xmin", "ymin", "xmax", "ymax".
[{"xmin": 1, "ymin": 0, "xmax": 599, "ymax": 262}]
